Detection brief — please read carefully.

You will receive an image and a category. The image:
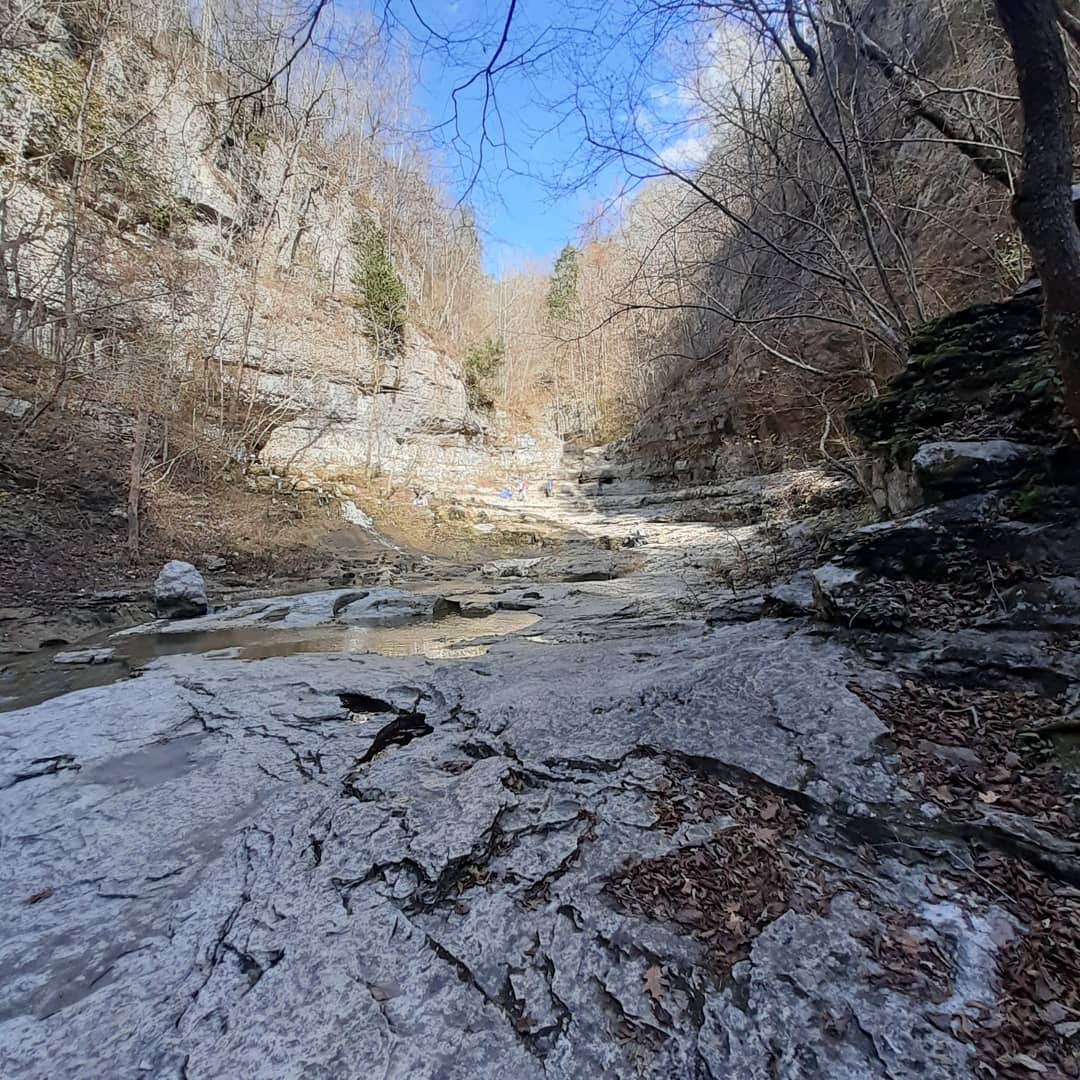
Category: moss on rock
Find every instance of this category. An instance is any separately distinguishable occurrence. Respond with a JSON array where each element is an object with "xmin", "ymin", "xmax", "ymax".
[{"xmin": 848, "ymin": 295, "xmax": 1065, "ymax": 450}]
